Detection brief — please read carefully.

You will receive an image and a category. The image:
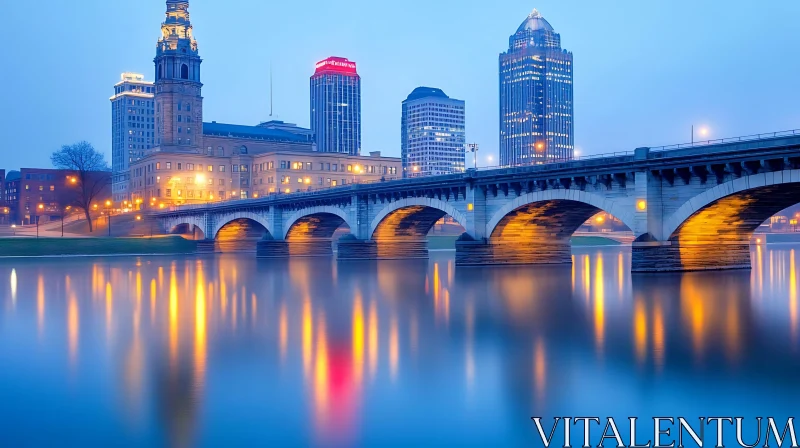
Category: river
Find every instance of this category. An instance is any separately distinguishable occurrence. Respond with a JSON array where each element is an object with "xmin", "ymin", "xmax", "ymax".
[{"xmin": 1, "ymin": 245, "xmax": 799, "ymax": 447}]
